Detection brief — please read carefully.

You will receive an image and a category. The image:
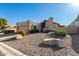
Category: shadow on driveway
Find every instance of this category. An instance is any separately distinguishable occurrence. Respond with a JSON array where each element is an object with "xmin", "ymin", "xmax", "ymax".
[
  {"xmin": 70, "ymin": 34, "xmax": 79, "ymax": 54},
  {"xmin": 38, "ymin": 43, "xmax": 63, "ymax": 51}
]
